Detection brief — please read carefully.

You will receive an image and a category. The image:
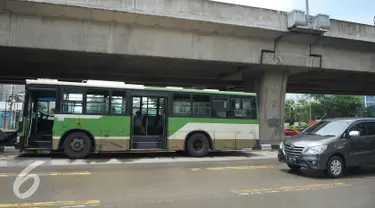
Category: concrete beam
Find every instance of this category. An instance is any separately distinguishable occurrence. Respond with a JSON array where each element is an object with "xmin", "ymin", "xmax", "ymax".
[
  {"xmin": 0, "ymin": 12, "xmax": 275, "ymax": 64},
  {"xmin": 11, "ymin": 0, "xmax": 375, "ymax": 44},
  {"xmin": 311, "ymin": 45, "xmax": 375, "ymax": 73},
  {"xmin": 11, "ymin": 0, "xmax": 288, "ymax": 32},
  {"xmin": 0, "ymin": 1, "xmax": 374, "ymax": 73}
]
